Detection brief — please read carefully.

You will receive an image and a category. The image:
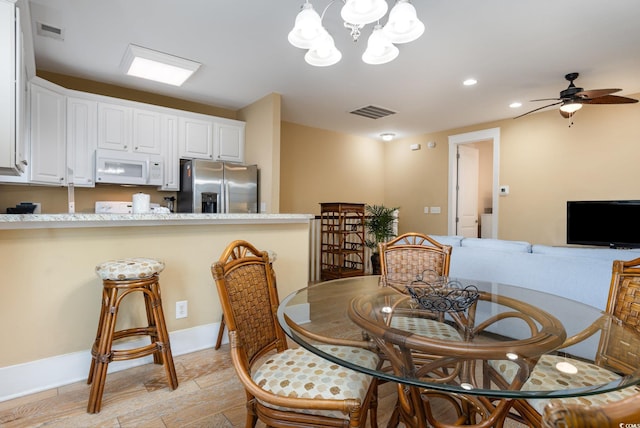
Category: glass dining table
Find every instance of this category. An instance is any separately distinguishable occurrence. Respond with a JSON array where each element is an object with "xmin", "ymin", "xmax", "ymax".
[{"xmin": 277, "ymin": 275, "xmax": 640, "ymax": 427}]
